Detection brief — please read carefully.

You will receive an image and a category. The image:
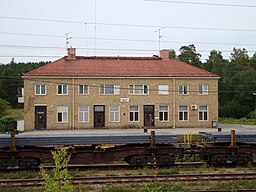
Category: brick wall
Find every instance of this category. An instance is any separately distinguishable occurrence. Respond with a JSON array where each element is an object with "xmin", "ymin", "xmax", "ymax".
[{"xmin": 24, "ymin": 77, "xmax": 218, "ymax": 131}]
